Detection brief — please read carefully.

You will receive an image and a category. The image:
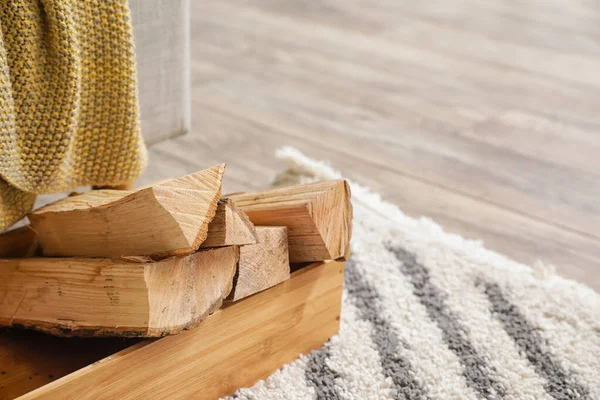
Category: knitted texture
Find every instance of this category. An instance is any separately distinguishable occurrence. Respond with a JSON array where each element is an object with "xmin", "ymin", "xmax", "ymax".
[{"xmin": 0, "ymin": 0, "xmax": 147, "ymax": 231}]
